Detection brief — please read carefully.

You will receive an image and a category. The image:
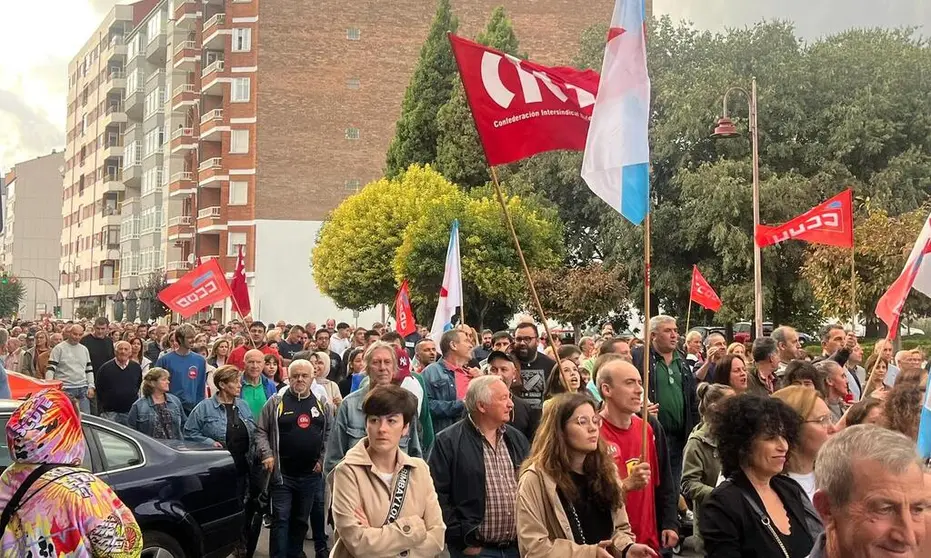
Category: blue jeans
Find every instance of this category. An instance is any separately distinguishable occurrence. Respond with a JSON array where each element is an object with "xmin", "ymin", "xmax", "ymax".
[
  {"xmin": 64, "ymin": 387, "xmax": 90, "ymax": 414},
  {"xmin": 449, "ymin": 547, "xmax": 520, "ymax": 558},
  {"xmin": 101, "ymin": 411, "xmax": 129, "ymax": 426},
  {"xmin": 270, "ymin": 472, "xmax": 326, "ymax": 558},
  {"xmin": 667, "ymin": 432, "xmax": 686, "ymax": 486}
]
